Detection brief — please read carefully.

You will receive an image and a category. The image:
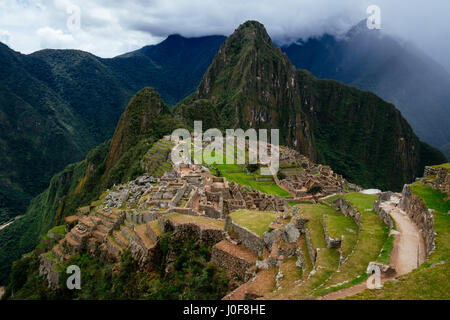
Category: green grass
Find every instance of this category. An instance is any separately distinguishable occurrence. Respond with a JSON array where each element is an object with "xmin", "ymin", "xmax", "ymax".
[
  {"xmin": 430, "ymin": 163, "xmax": 450, "ymax": 170},
  {"xmin": 204, "ymin": 145, "xmax": 291, "ymax": 197},
  {"xmin": 377, "ymin": 234, "xmax": 395, "ymax": 265},
  {"xmin": 315, "ymin": 193, "xmax": 389, "ymax": 295},
  {"xmin": 342, "ymin": 192, "xmax": 378, "ymax": 212},
  {"xmin": 324, "ymin": 214, "xmax": 358, "ymax": 260},
  {"xmin": 410, "ymin": 182, "xmax": 450, "ymax": 265},
  {"xmin": 320, "ymin": 194, "xmax": 341, "ymax": 207},
  {"xmin": 282, "ymin": 204, "xmax": 341, "ymax": 298},
  {"xmin": 347, "ymin": 183, "xmax": 450, "ymax": 299},
  {"xmin": 48, "ymin": 225, "xmax": 66, "ymax": 236},
  {"xmin": 229, "ymin": 210, "xmax": 278, "ymax": 237},
  {"xmin": 348, "ymin": 260, "xmax": 450, "ymax": 300}
]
